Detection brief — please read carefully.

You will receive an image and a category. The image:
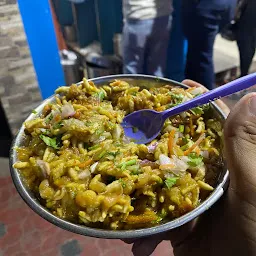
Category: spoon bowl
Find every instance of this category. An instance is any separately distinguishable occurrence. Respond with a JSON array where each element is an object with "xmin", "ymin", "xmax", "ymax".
[{"xmin": 122, "ymin": 109, "xmax": 164, "ymax": 144}]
